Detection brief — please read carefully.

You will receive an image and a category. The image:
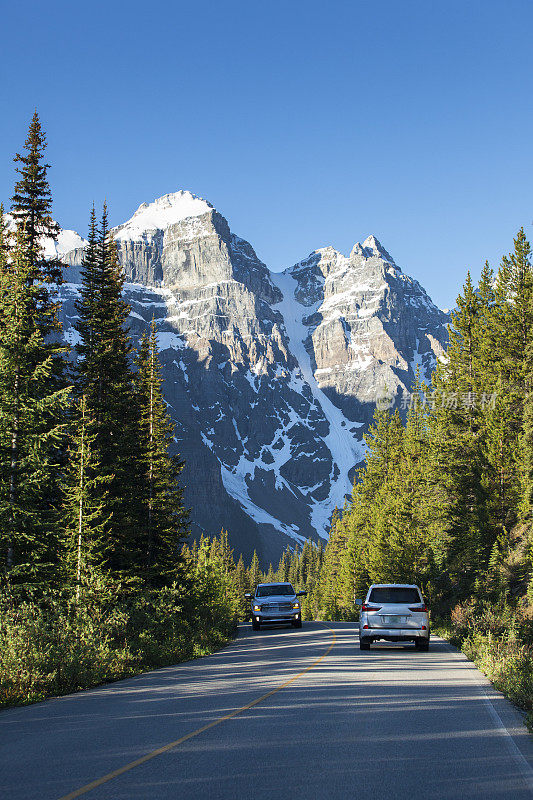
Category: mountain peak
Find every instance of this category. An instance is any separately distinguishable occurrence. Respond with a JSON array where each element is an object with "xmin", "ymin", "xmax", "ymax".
[
  {"xmin": 114, "ymin": 190, "xmax": 213, "ymax": 241},
  {"xmin": 362, "ymin": 234, "xmax": 394, "ymax": 263}
]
